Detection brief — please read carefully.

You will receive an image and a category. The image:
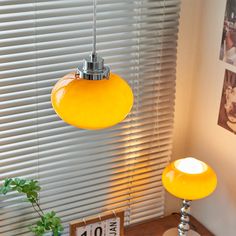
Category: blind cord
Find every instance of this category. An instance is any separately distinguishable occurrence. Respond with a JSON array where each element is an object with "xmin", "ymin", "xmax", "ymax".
[{"xmin": 34, "ymin": 0, "xmax": 40, "ymax": 204}]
